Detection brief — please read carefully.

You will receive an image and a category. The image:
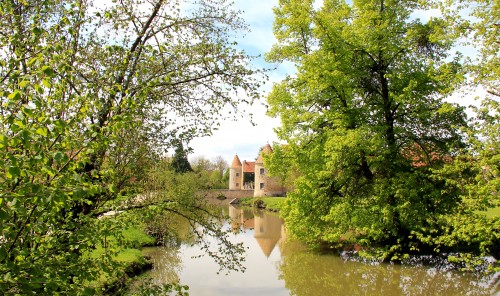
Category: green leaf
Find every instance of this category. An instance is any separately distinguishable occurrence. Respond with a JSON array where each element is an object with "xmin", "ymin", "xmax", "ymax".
[
  {"xmin": 108, "ymin": 184, "xmax": 117, "ymax": 193},
  {"xmin": 42, "ymin": 167, "xmax": 55, "ymax": 177},
  {"xmin": 0, "ymin": 208, "xmax": 8, "ymax": 220},
  {"xmin": 19, "ymin": 80, "xmax": 30, "ymax": 88},
  {"xmin": 7, "ymin": 166, "xmax": 20, "ymax": 178},
  {"xmin": 27, "ymin": 56, "xmax": 39, "ymax": 66},
  {"xmin": 35, "ymin": 84, "xmax": 44, "ymax": 94},
  {"xmin": 8, "ymin": 91, "xmax": 21, "ymax": 100},
  {"xmin": 42, "ymin": 79, "xmax": 52, "ymax": 88},
  {"xmin": 9, "ymin": 198, "xmax": 18, "ymax": 207},
  {"xmin": 0, "ymin": 134, "xmax": 6, "ymax": 149},
  {"xmin": 42, "ymin": 66, "xmax": 55, "ymax": 77},
  {"xmin": 31, "ymin": 184, "xmax": 41, "ymax": 193},
  {"xmin": 54, "ymin": 151, "xmax": 64, "ymax": 163},
  {"xmin": 0, "ymin": 247, "xmax": 7, "ymax": 262},
  {"xmin": 32, "ymin": 27, "xmax": 42, "ymax": 35},
  {"xmin": 35, "ymin": 128, "xmax": 47, "ymax": 136}
]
